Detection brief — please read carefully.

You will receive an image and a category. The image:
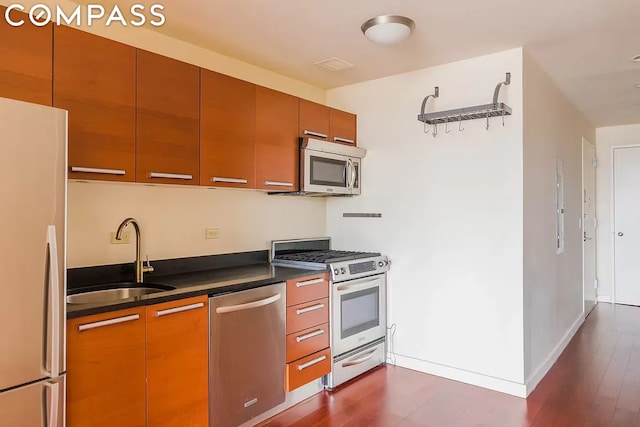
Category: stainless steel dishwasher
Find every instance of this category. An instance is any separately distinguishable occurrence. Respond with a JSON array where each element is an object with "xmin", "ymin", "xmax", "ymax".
[{"xmin": 209, "ymin": 282, "xmax": 286, "ymax": 427}]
